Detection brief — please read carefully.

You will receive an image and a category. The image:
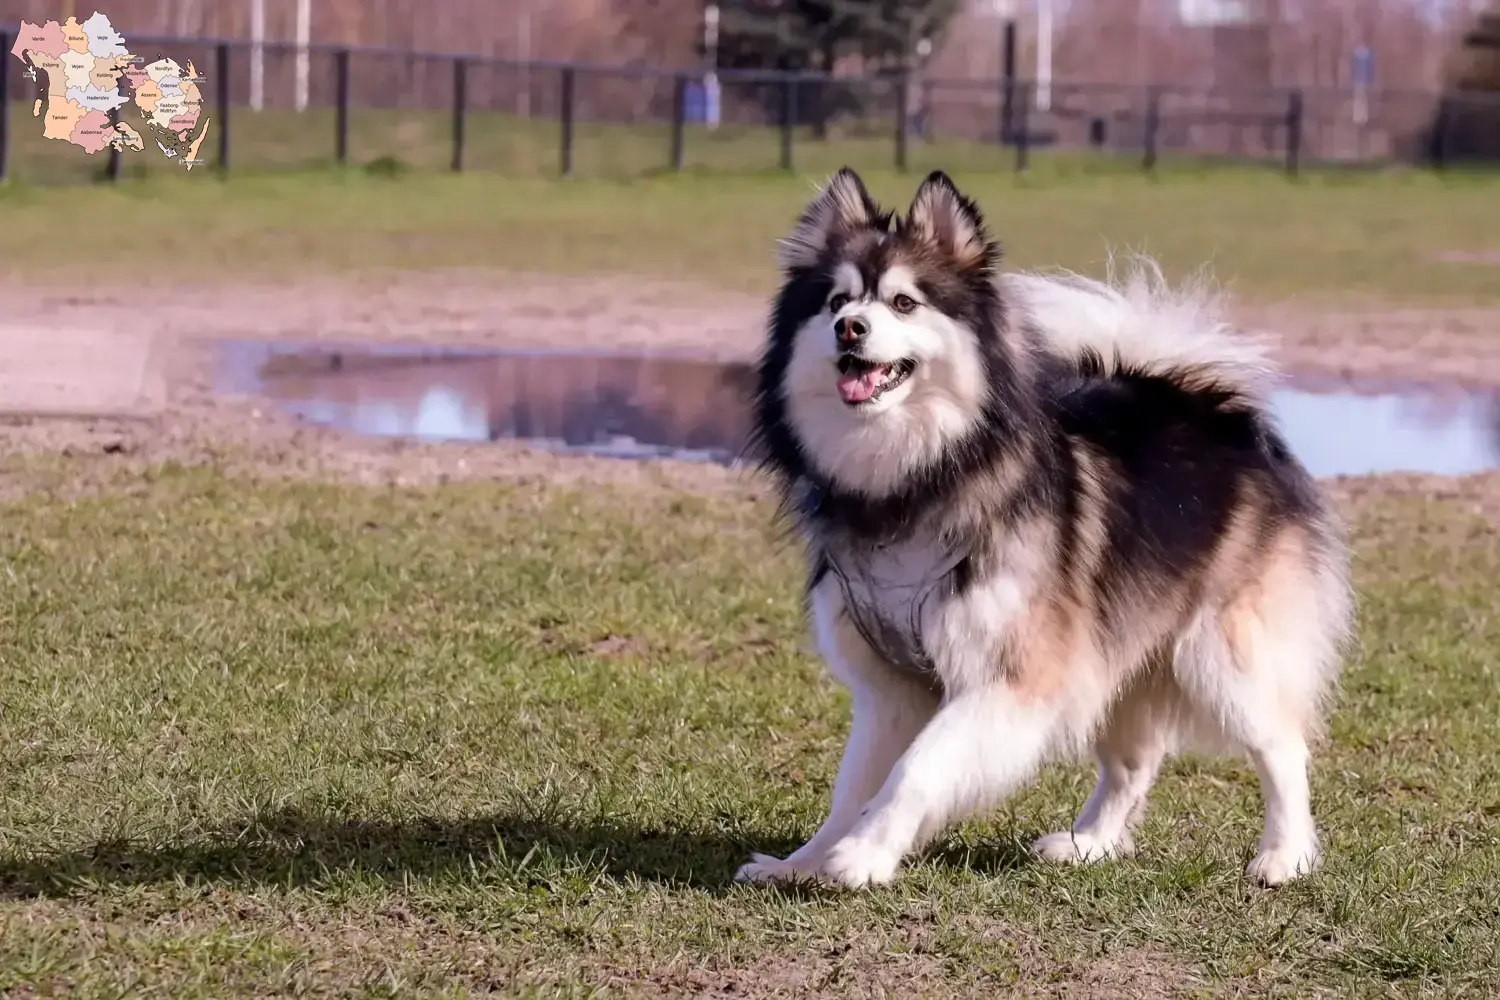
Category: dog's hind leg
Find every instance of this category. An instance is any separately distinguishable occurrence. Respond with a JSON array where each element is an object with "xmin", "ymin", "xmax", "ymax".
[
  {"xmin": 735, "ymin": 585, "xmax": 940, "ymax": 885},
  {"xmin": 1173, "ymin": 533, "xmax": 1349, "ymax": 887},
  {"xmin": 1033, "ymin": 664, "xmax": 1178, "ymax": 864}
]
